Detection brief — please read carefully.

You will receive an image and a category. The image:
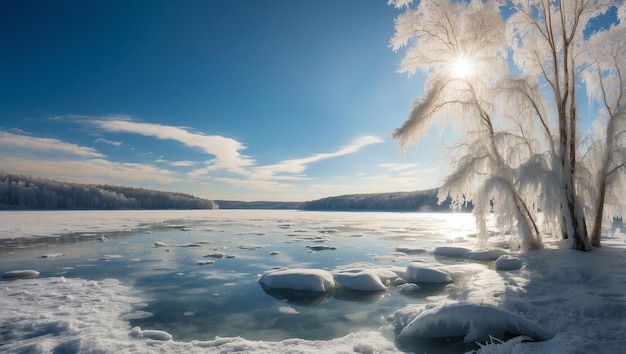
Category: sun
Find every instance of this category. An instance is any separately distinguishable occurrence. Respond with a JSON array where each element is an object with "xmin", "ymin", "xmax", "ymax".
[{"xmin": 451, "ymin": 57, "xmax": 473, "ymax": 78}]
